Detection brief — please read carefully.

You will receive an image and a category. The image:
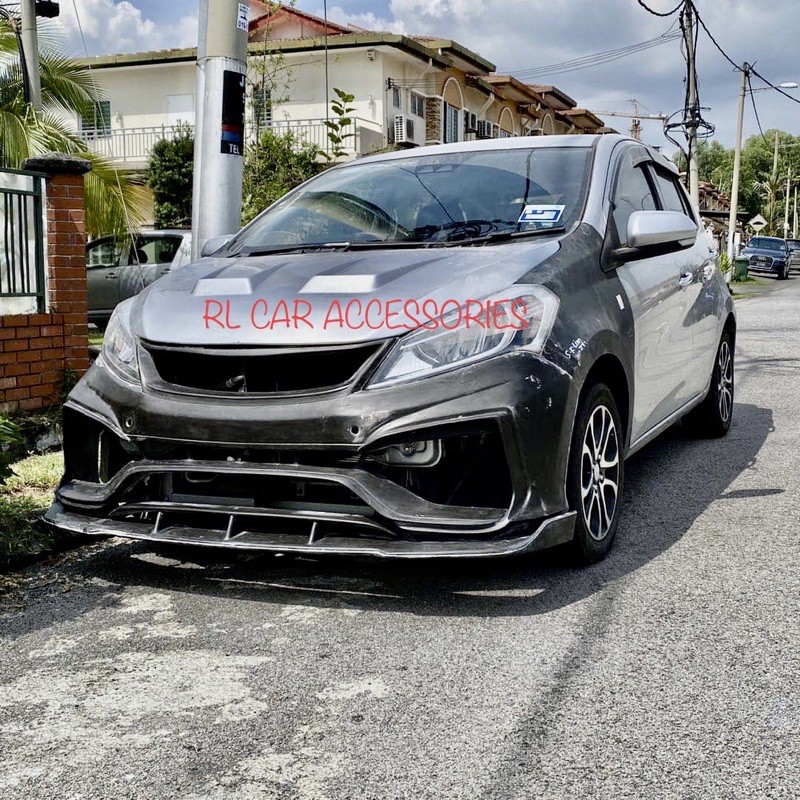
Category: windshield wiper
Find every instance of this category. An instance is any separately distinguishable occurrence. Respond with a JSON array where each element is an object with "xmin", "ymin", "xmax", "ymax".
[
  {"xmin": 233, "ymin": 241, "xmax": 354, "ymax": 257},
  {"xmin": 458, "ymin": 226, "xmax": 567, "ymax": 246}
]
